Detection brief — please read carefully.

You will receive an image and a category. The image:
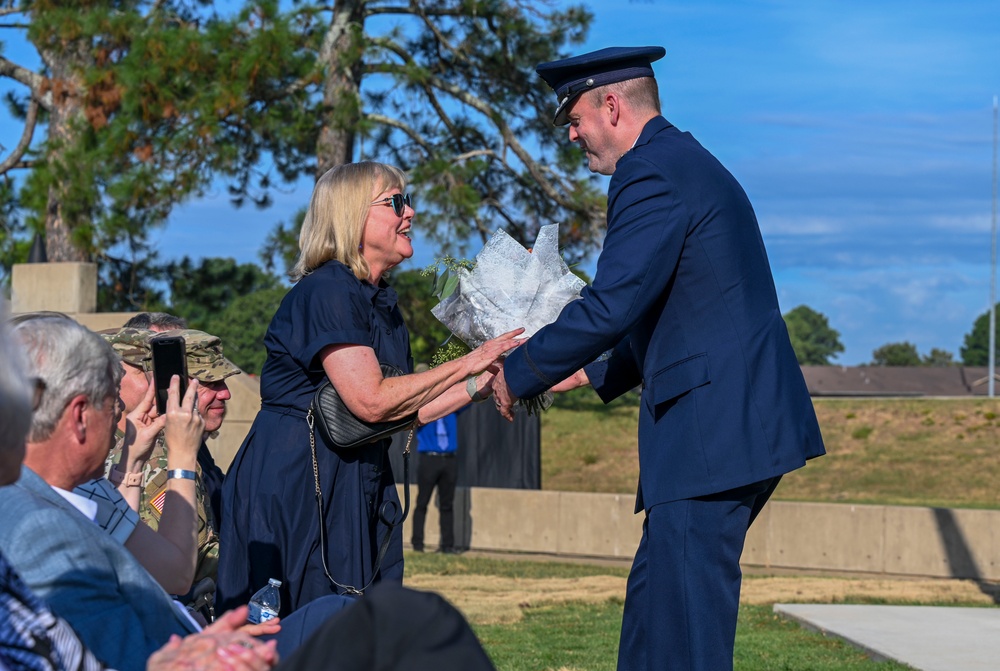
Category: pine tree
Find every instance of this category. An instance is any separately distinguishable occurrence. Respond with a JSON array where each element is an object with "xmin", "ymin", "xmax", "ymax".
[{"xmin": 1, "ymin": 0, "xmax": 603, "ymax": 294}]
